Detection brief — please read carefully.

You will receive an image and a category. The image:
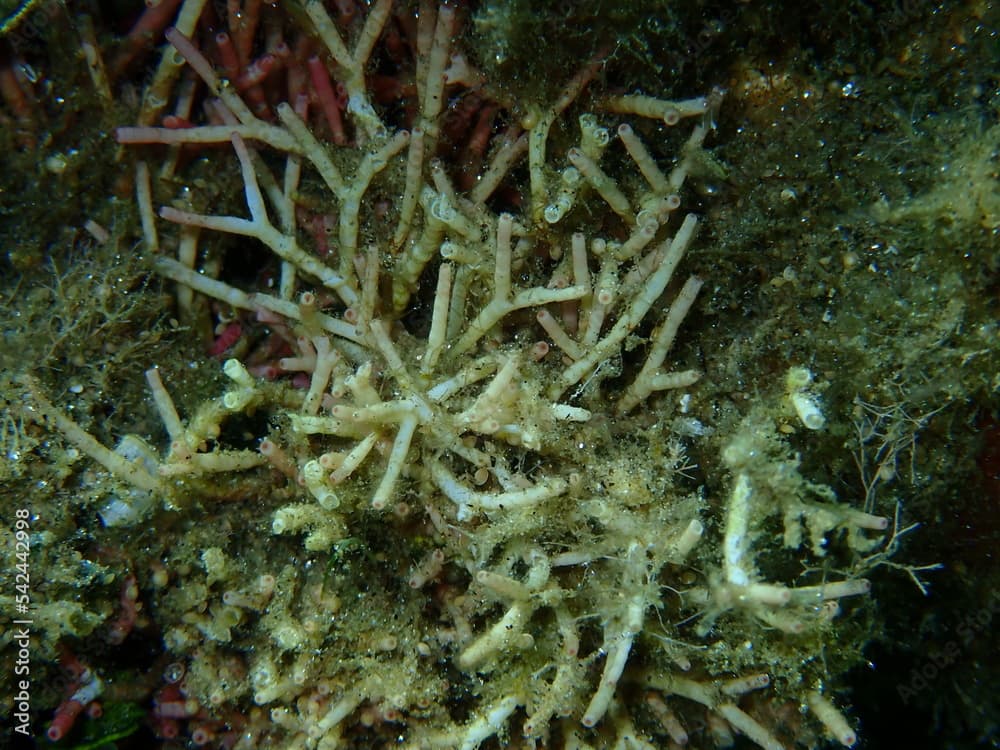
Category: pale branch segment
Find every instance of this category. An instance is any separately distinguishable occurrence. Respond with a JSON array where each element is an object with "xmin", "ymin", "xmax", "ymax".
[
  {"xmin": 547, "ymin": 213, "xmax": 701, "ymax": 402},
  {"xmin": 526, "ymin": 53, "xmax": 607, "ymax": 224},
  {"xmin": 616, "ymin": 274, "xmax": 704, "ymax": 414},
  {"xmin": 302, "ymin": 0, "xmax": 395, "ymax": 142},
  {"xmin": 446, "ymin": 214, "xmax": 589, "ymax": 357},
  {"xmin": 158, "ymin": 131, "xmax": 359, "ymax": 308}
]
